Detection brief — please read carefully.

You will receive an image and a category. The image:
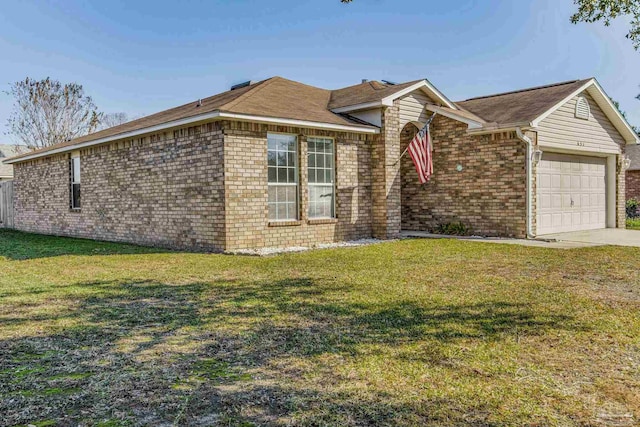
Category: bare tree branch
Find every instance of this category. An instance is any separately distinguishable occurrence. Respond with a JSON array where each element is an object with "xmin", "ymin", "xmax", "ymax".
[{"xmin": 4, "ymin": 77, "xmax": 101, "ymax": 150}]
